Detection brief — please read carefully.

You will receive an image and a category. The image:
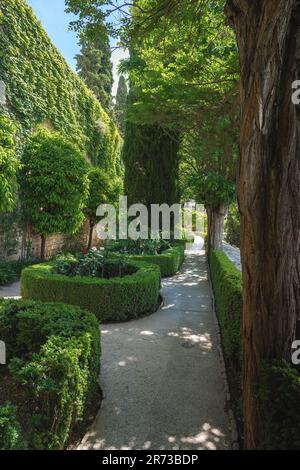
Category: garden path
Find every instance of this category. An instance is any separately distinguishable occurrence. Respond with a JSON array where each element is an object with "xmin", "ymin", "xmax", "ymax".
[
  {"xmin": 78, "ymin": 237, "xmax": 232, "ymax": 450},
  {"xmin": 0, "ymin": 281, "xmax": 21, "ymax": 299}
]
